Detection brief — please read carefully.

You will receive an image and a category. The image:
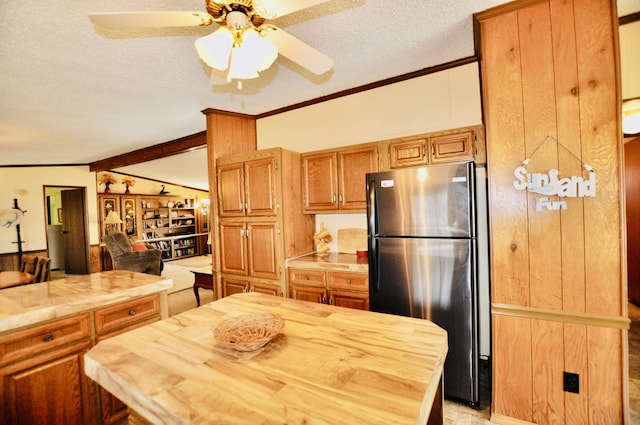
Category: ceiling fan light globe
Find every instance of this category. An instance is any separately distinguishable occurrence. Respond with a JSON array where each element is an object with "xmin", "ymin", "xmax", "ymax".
[
  {"xmin": 195, "ymin": 27, "xmax": 233, "ymax": 70},
  {"xmin": 241, "ymin": 28, "xmax": 278, "ymax": 71},
  {"xmin": 228, "ymin": 45, "xmax": 260, "ymax": 80}
]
